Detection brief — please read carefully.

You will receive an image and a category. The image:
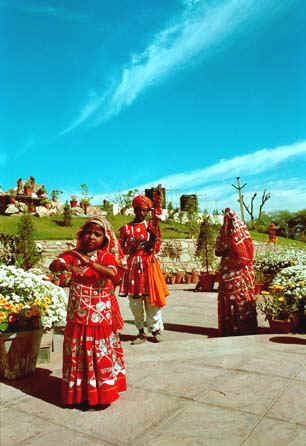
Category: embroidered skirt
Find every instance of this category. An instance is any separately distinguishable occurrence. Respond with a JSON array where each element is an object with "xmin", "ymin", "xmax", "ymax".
[
  {"xmin": 62, "ymin": 324, "xmax": 126, "ymax": 406},
  {"xmin": 62, "ymin": 283, "xmax": 126, "ymax": 406}
]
